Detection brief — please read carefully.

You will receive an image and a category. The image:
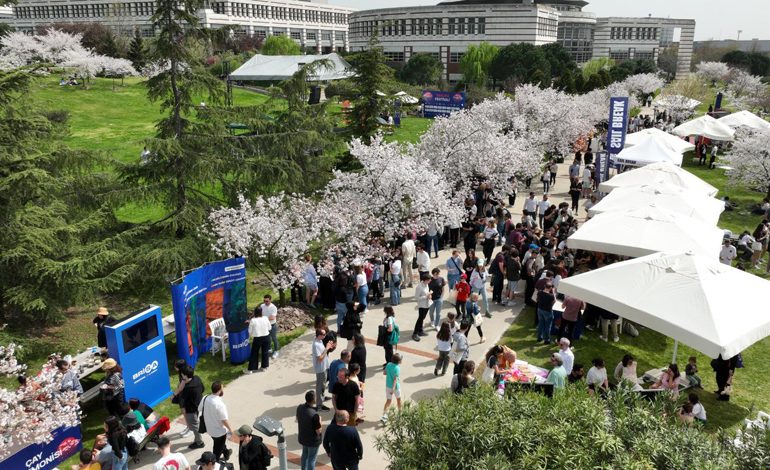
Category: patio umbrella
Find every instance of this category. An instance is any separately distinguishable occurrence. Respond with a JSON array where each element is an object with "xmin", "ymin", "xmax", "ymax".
[
  {"xmin": 672, "ymin": 114, "xmax": 735, "ymax": 141},
  {"xmin": 394, "ymin": 91, "xmax": 419, "ymax": 104},
  {"xmin": 566, "ymin": 207, "xmax": 723, "ymax": 259},
  {"xmin": 718, "ymin": 110, "xmax": 770, "ymax": 131},
  {"xmin": 598, "ymin": 161, "xmax": 718, "ymax": 197},
  {"xmin": 653, "ymin": 95, "xmax": 701, "ymax": 110},
  {"xmin": 558, "ymin": 251, "xmax": 770, "ymax": 360},
  {"xmin": 587, "ymin": 183, "xmax": 725, "ymax": 226},
  {"xmin": 613, "ymin": 135, "xmax": 684, "ymax": 167},
  {"xmin": 624, "ymin": 128, "xmax": 695, "ymax": 154}
]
